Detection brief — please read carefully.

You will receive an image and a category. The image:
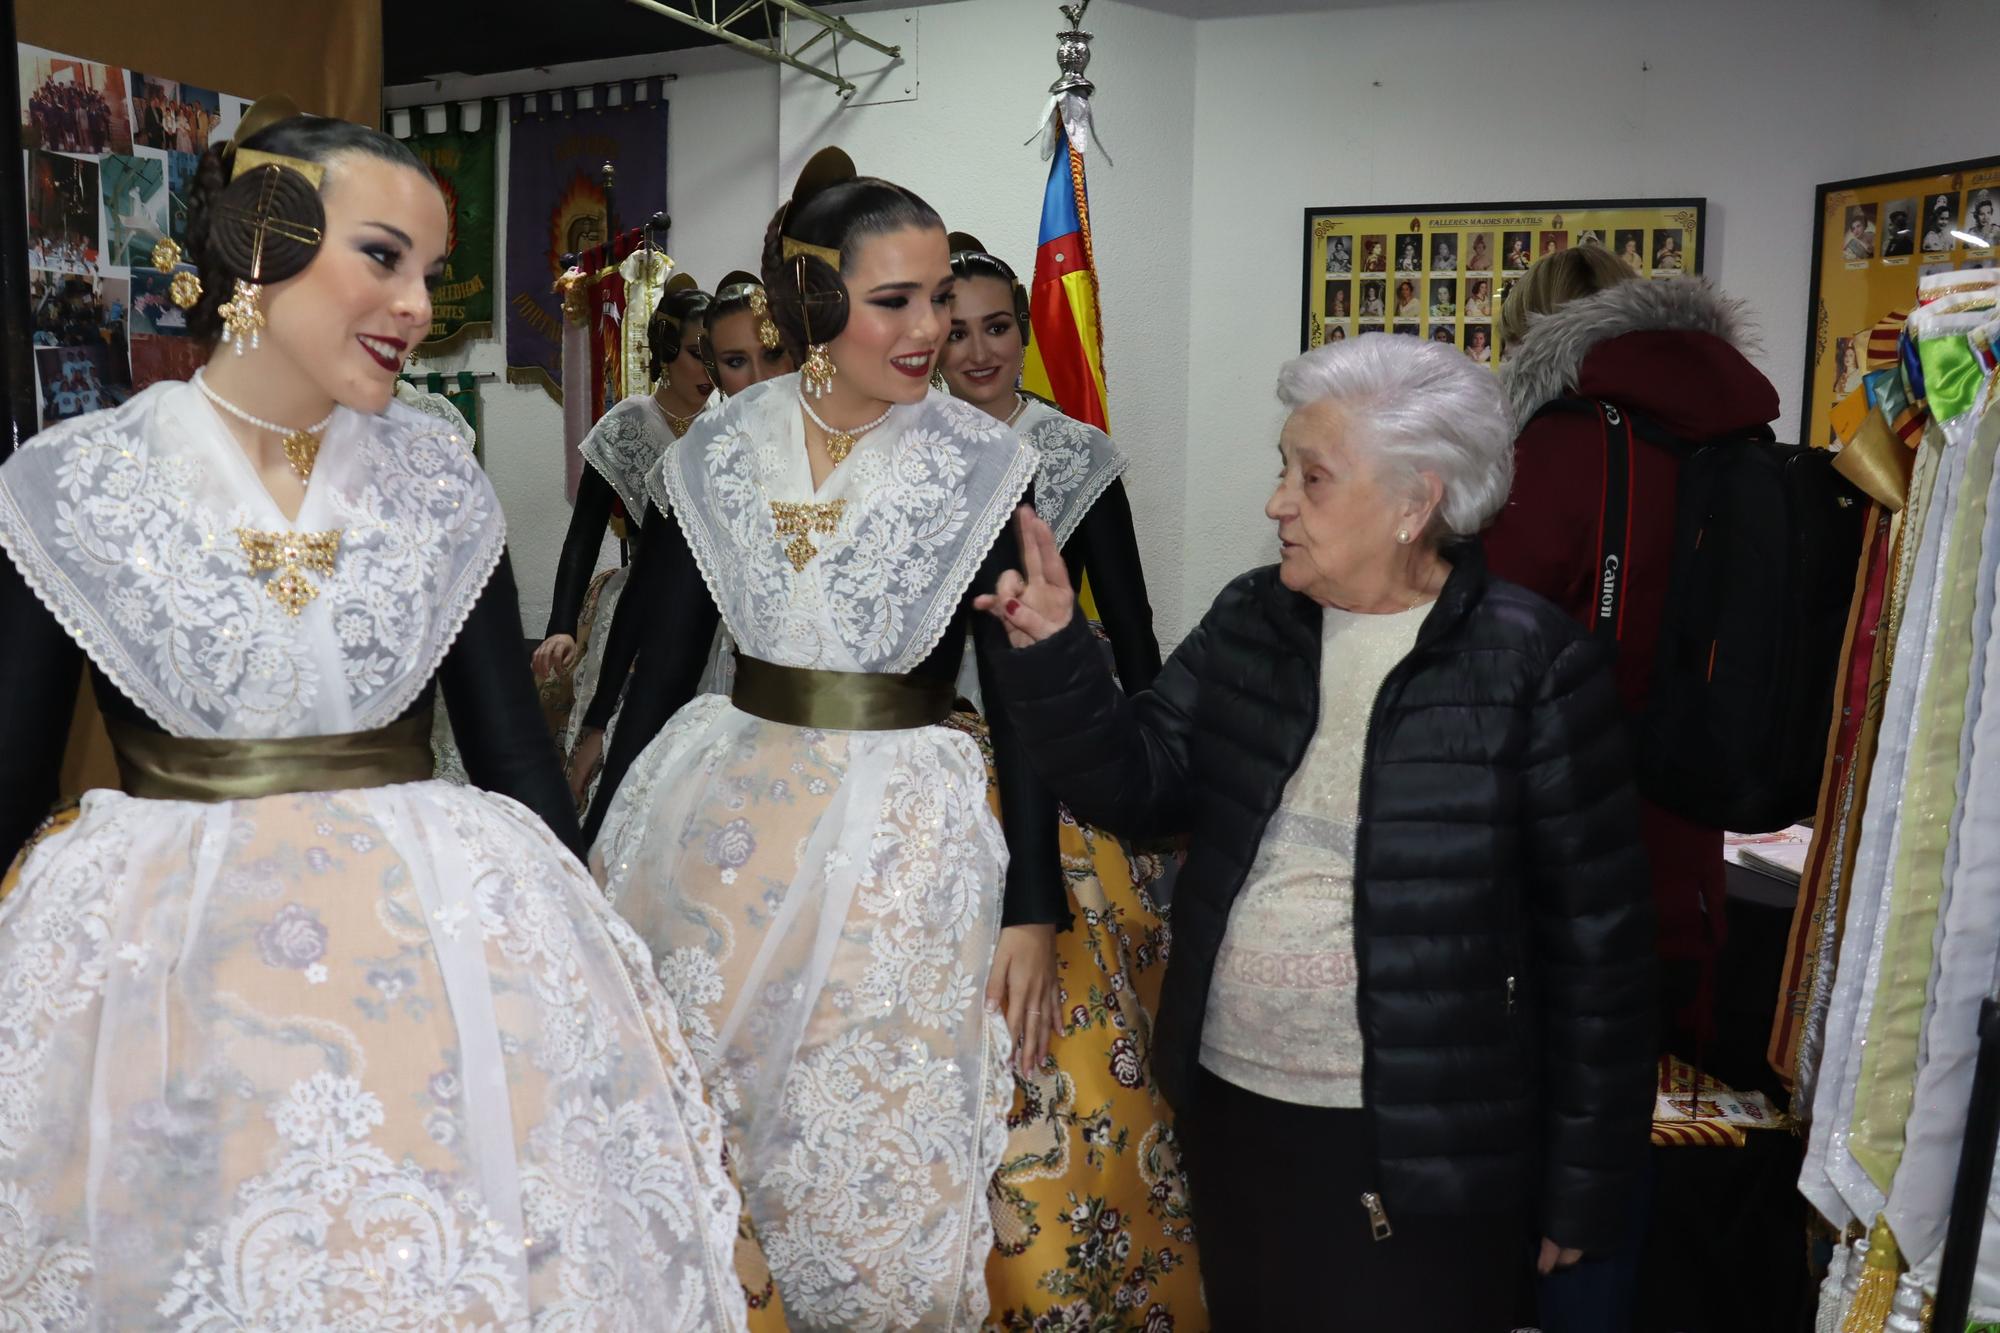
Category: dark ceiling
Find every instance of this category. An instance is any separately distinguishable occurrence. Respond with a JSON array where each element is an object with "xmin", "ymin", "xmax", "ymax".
[{"xmin": 383, "ymin": 1, "xmax": 867, "ymax": 85}]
